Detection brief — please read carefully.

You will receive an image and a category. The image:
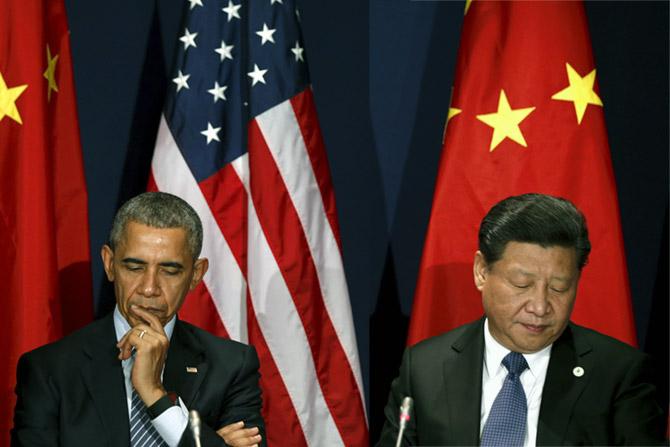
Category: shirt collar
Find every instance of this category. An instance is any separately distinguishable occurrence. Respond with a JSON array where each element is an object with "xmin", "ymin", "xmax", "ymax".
[
  {"xmin": 484, "ymin": 318, "xmax": 552, "ymax": 378},
  {"xmin": 113, "ymin": 305, "xmax": 176, "ymax": 343}
]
